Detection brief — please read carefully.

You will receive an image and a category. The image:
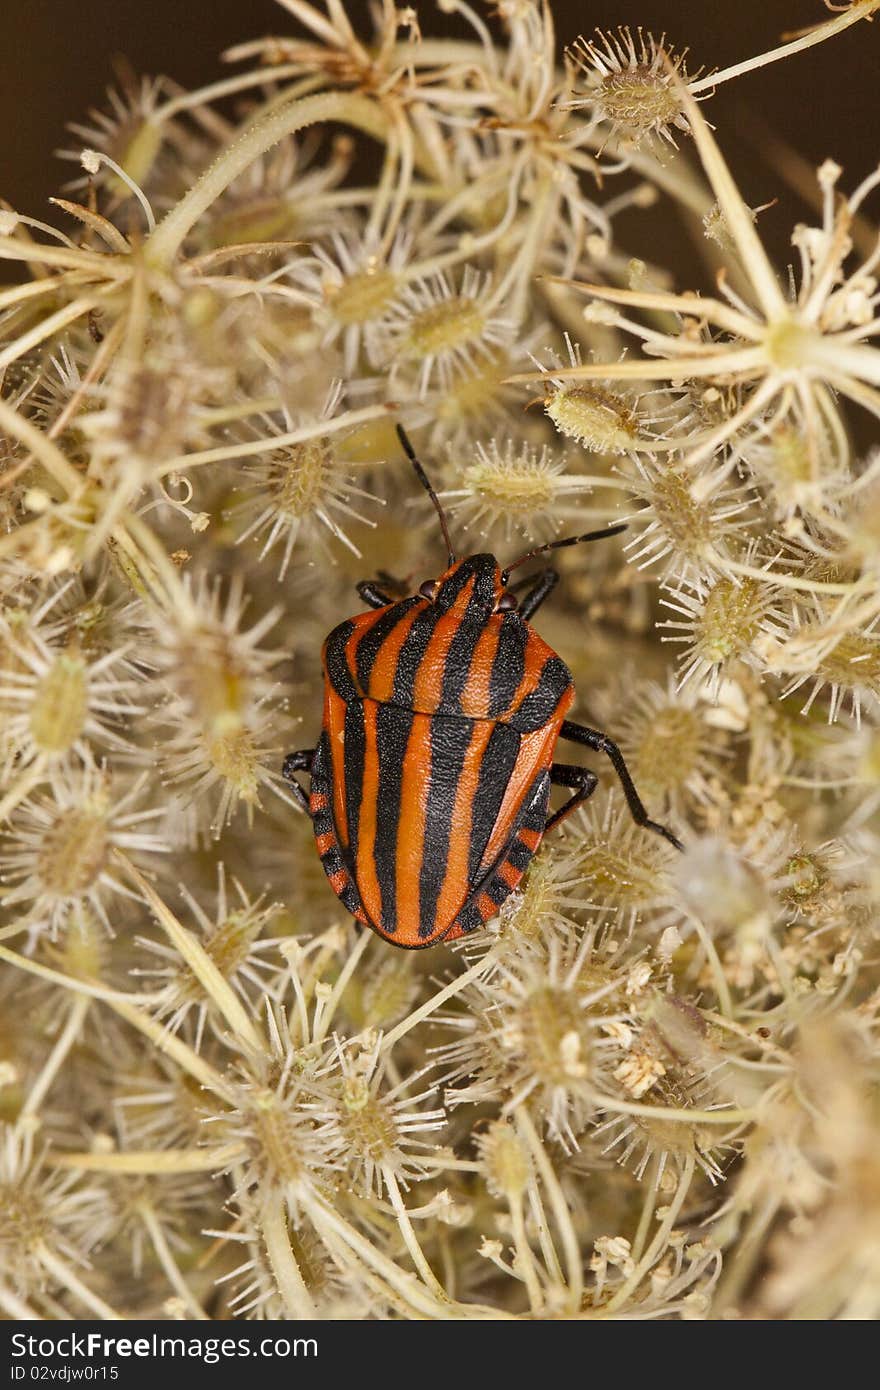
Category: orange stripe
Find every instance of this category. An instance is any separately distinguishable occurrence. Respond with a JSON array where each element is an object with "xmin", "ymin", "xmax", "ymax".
[
  {"xmin": 477, "ymin": 892, "xmax": 497, "ymax": 921},
  {"xmin": 365, "ymin": 604, "xmax": 422, "ymax": 702},
  {"xmin": 519, "ymin": 827, "xmax": 542, "ymax": 852},
  {"xmin": 343, "ymin": 608, "xmax": 387, "ymax": 693},
  {"xmin": 355, "ymin": 700, "xmax": 383, "ymax": 924},
  {"xmin": 323, "ymin": 685, "xmax": 350, "ymax": 849},
  {"xmin": 435, "ymin": 720, "xmax": 496, "ymax": 933},
  {"xmin": 315, "ymin": 832, "xmax": 334, "ymax": 856},
  {"xmin": 311, "ymin": 792, "xmax": 328, "ymax": 812},
  {"xmin": 413, "ymin": 576, "xmax": 475, "ymax": 709},
  {"xmin": 502, "ymin": 629, "xmax": 561, "ymax": 721},
  {"xmin": 395, "ymin": 714, "xmax": 433, "ymax": 943},
  {"xmin": 460, "ymin": 617, "xmax": 501, "ymax": 719},
  {"xmin": 478, "ymin": 723, "xmax": 556, "ymax": 872},
  {"xmin": 498, "ymin": 860, "xmax": 521, "ymax": 889}
]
